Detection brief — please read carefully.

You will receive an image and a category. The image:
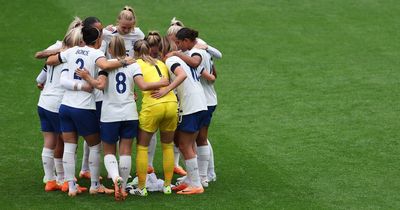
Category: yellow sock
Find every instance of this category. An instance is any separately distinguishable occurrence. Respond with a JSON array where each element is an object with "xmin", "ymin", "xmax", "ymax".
[
  {"xmin": 136, "ymin": 145, "xmax": 148, "ymax": 189},
  {"xmin": 162, "ymin": 142, "xmax": 174, "ymax": 186}
]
